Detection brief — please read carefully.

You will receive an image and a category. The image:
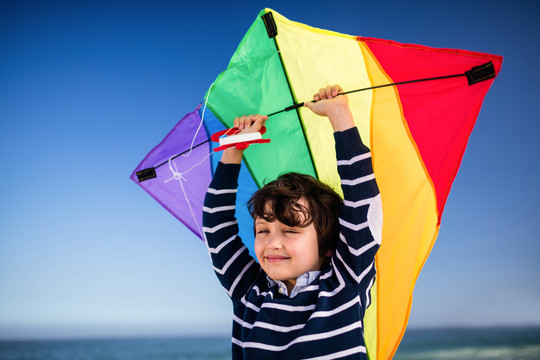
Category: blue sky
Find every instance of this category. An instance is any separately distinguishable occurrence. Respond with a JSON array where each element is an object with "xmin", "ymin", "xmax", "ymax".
[{"xmin": 1, "ymin": 0, "xmax": 539, "ymax": 341}]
